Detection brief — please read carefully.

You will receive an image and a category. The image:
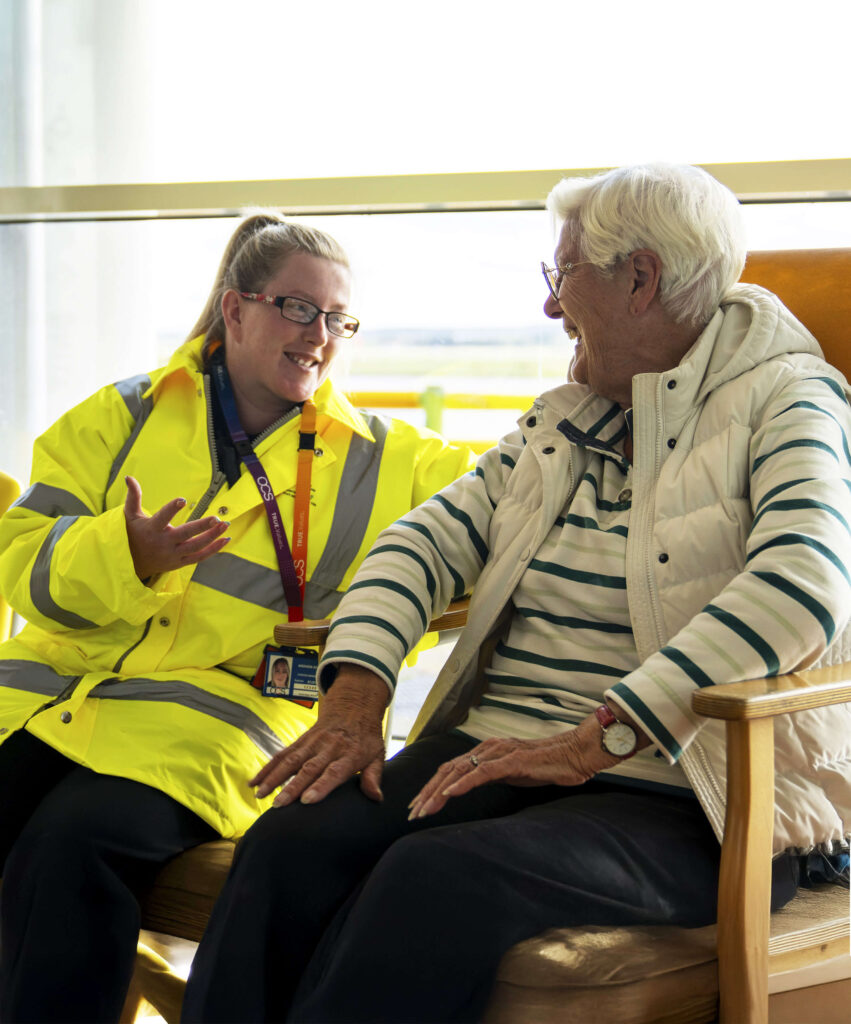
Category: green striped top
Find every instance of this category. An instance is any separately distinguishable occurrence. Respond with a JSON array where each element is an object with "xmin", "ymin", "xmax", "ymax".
[{"xmin": 460, "ymin": 409, "xmax": 690, "ymax": 792}]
